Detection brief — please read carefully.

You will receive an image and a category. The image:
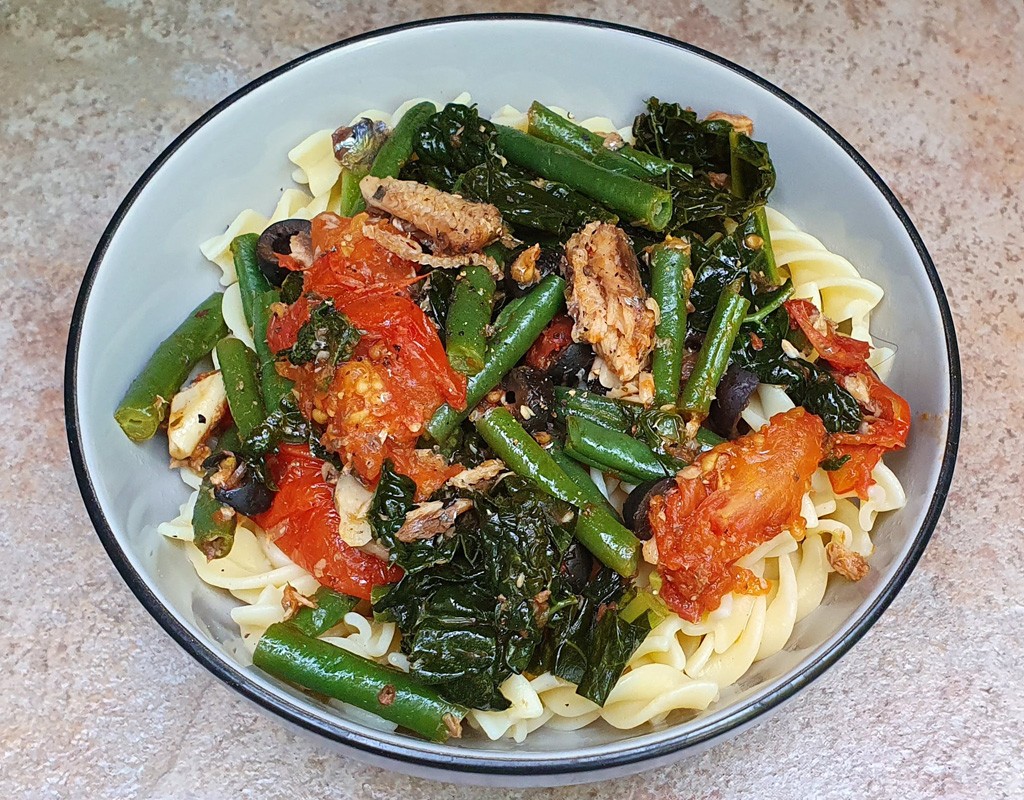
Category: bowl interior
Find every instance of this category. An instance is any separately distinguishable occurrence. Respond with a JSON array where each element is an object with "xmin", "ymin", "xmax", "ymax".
[{"xmin": 69, "ymin": 16, "xmax": 957, "ymax": 780}]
